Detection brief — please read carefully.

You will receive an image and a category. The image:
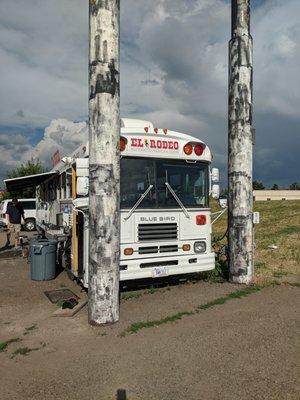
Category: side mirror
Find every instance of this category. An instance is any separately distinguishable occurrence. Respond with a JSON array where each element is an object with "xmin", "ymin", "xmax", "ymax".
[
  {"xmin": 211, "ymin": 168, "xmax": 220, "ymax": 182},
  {"xmin": 211, "ymin": 184, "xmax": 220, "ymax": 199}
]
